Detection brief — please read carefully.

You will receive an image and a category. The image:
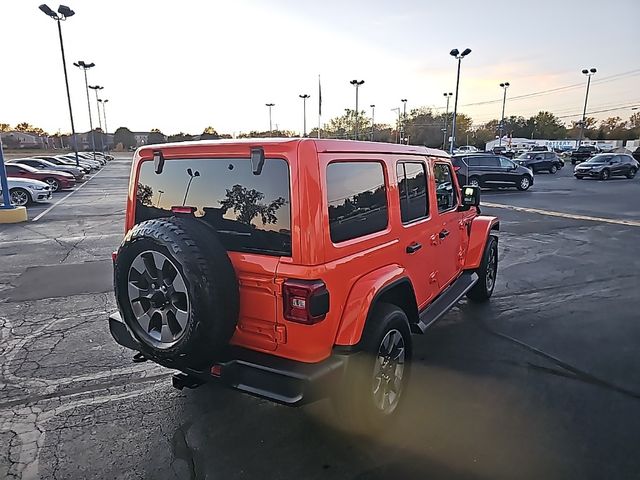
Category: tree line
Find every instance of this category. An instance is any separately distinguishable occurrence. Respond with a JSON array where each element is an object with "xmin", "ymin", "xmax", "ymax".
[{"xmin": 5, "ymin": 109, "xmax": 640, "ymax": 151}]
